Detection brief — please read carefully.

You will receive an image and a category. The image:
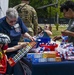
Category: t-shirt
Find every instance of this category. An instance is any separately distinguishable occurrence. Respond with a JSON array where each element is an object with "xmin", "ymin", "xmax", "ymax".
[
  {"xmin": 0, "ymin": 17, "xmax": 28, "ymax": 56},
  {"xmin": 67, "ymin": 19, "xmax": 74, "ymax": 45},
  {"xmin": 37, "ymin": 31, "xmax": 50, "ymax": 38}
]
